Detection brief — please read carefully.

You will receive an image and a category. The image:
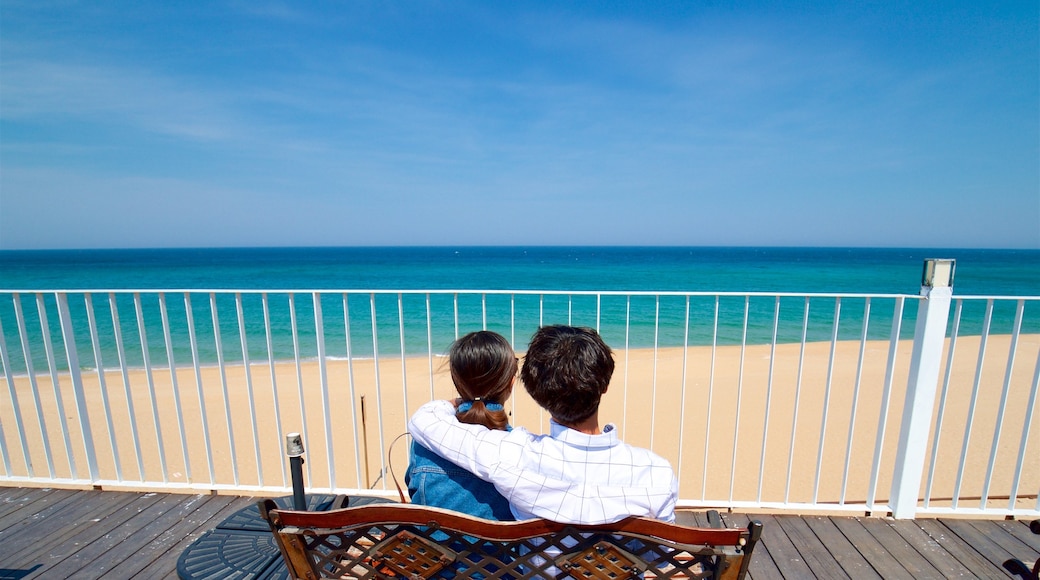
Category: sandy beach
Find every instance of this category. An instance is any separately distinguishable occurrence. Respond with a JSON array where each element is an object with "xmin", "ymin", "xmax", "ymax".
[{"xmin": 2, "ymin": 335, "xmax": 1037, "ymax": 512}]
